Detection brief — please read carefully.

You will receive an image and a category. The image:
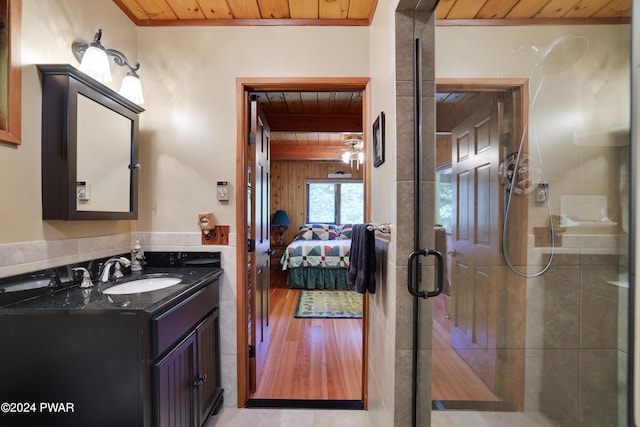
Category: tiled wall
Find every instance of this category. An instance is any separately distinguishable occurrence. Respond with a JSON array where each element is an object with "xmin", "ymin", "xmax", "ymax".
[
  {"xmin": 528, "ymin": 251, "xmax": 628, "ymax": 427},
  {"xmin": 365, "ymin": 4, "xmax": 437, "ymax": 427},
  {"xmin": 0, "ymin": 232, "xmax": 239, "ymax": 408},
  {"xmin": 0, "ymin": 234, "xmax": 133, "ymax": 279}
]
